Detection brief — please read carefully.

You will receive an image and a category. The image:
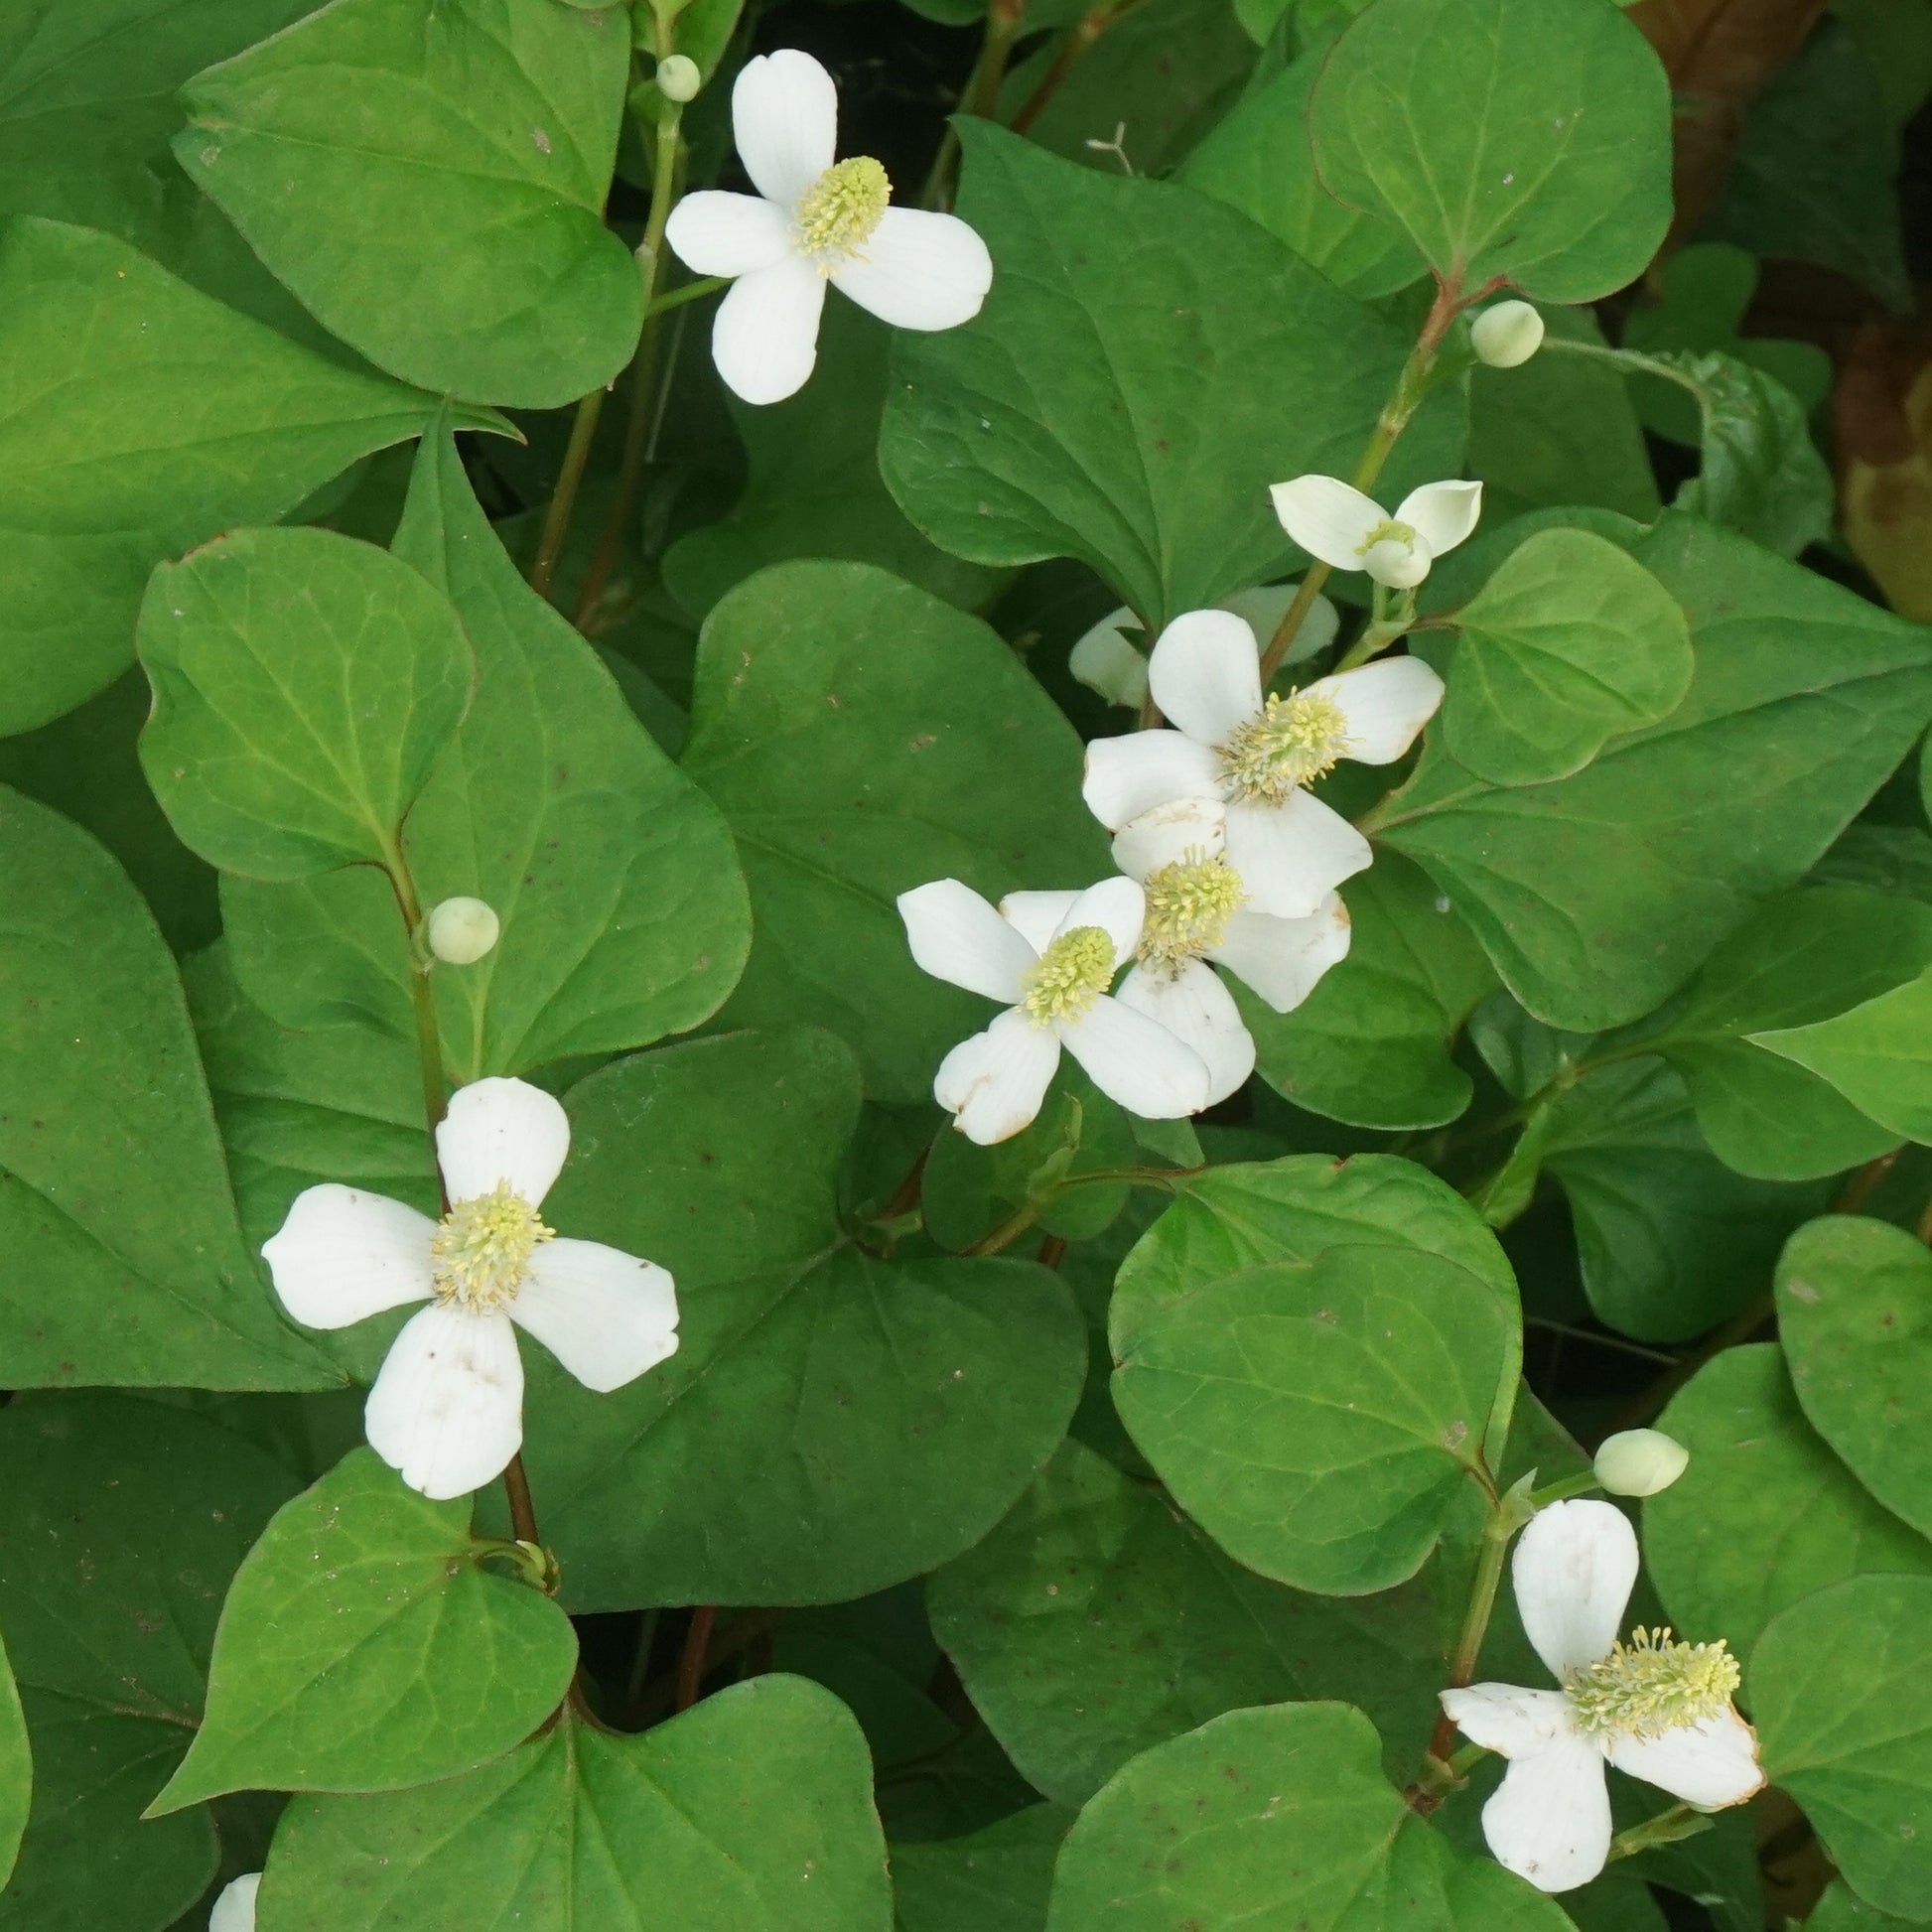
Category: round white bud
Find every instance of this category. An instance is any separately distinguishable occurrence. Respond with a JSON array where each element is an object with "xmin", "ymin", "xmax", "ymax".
[
  {"xmin": 426, "ymin": 897, "xmax": 501, "ymax": 966},
  {"xmin": 1470, "ymin": 300, "xmax": 1546, "ymax": 369},
  {"xmin": 1592, "ymin": 1428, "xmax": 1690, "ymax": 1498},
  {"xmin": 656, "ymin": 54, "xmax": 701, "ymax": 102}
]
